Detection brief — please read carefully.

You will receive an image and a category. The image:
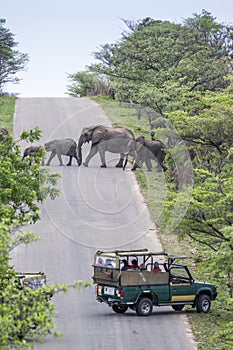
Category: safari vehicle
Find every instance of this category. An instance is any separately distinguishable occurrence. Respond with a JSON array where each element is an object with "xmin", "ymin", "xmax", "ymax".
[
  {"xmin": 1, "ymin": 271, "xmax": 52, "ymax": 305},
  {"xmin": 16, "ymin": 271, "xmax": 53, "ymax": 298},
  {"xmin": 16, "ymin": 272, "xmax": 47, "ymax": 290},
  {"xmin": 92, "ymin": 249, "xmax": 217, "ymax": 316}
]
